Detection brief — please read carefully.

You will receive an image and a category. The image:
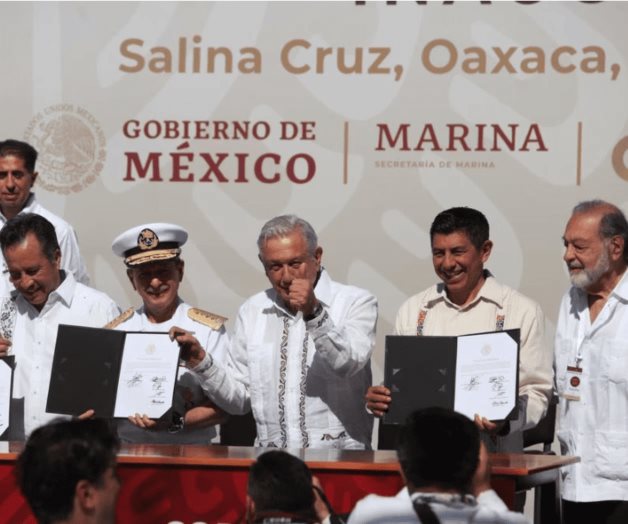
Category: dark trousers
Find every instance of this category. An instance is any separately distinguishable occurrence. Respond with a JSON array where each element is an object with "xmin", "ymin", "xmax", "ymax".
[{"xmin": 563, "ymin": 500, "xmax": 628, "ymax": 524}]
